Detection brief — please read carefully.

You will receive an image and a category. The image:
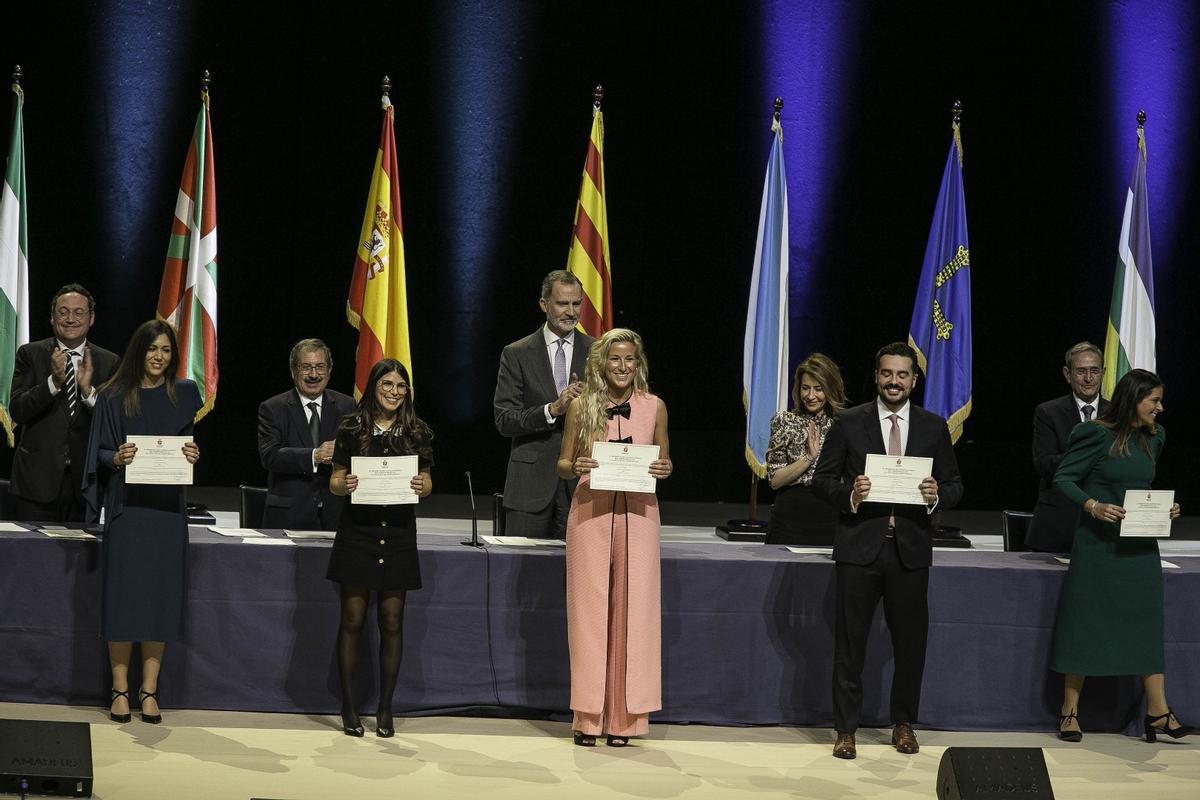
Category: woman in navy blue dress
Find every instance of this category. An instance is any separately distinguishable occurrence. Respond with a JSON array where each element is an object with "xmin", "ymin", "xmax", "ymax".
[
  {"xmin": 84, "ymin": 320, "xmax": 201, "ymax": 725},
  {"xmin": 328, "ymin": 359, "xmax": 432, "ymax": 737}
]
